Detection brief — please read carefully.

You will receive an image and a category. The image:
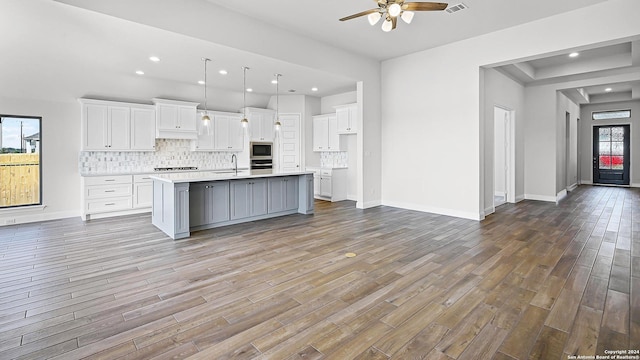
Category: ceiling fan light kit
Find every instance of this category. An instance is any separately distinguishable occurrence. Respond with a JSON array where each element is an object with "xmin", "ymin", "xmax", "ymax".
[{"xmin": 340, "ymin": 0, "xmax": 448, "ymax": 32}]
